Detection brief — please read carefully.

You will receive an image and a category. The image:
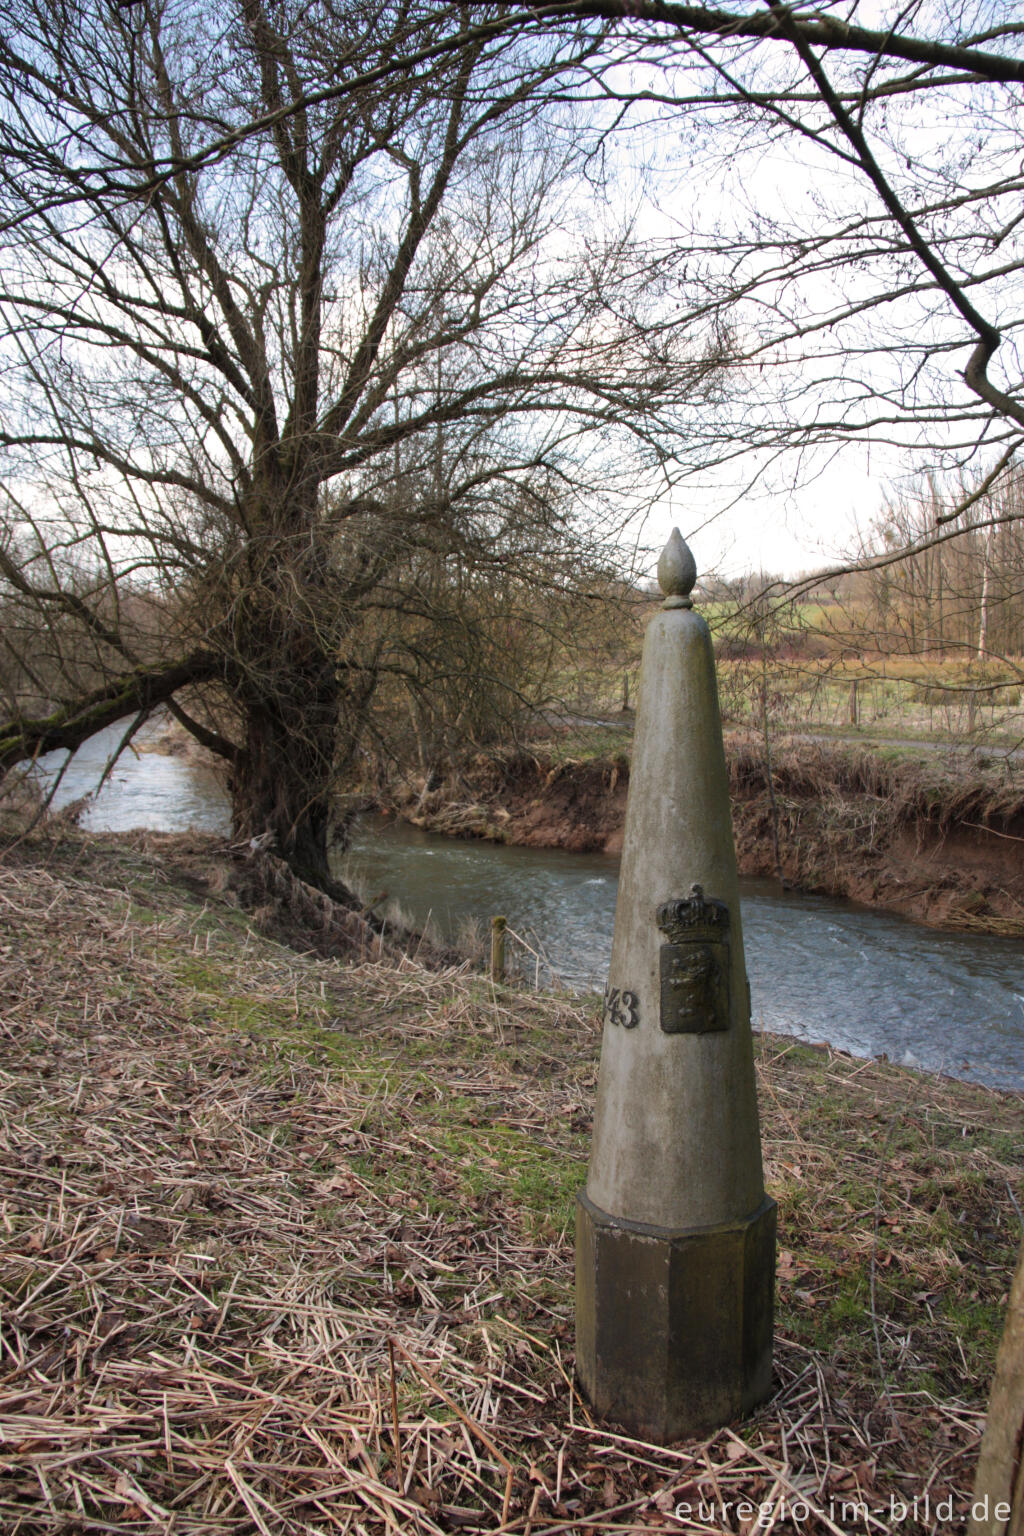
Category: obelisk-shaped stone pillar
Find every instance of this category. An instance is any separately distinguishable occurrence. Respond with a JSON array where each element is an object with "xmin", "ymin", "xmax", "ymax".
[{"xmin": 576, "ymin": 530, "xmax": 775, "ymax": 1442}]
